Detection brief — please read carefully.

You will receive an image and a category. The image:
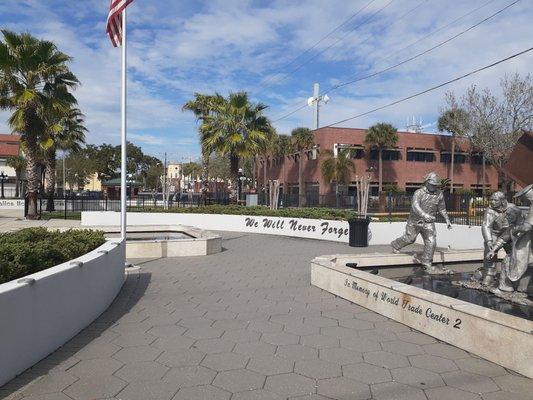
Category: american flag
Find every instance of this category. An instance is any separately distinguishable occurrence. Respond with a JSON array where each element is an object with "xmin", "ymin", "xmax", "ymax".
[{"xmin": 106, "ymin": 0, "xmax": 133, "ymax": 47}]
